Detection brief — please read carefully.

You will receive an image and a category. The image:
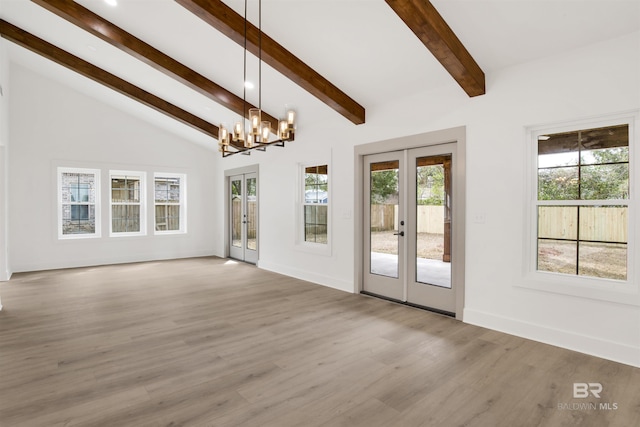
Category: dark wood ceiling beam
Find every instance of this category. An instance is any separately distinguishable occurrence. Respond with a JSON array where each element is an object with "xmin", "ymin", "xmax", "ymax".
[
  {"xmin": 176, "ymin": 0, "xmax": 366, "ymax": 125},
  {"xmin": 0, "ymin": 19, "xmax": 219, "ymax": 139},
  {"xmin": 31, "ymin": 0, "xmax": 278, "ymax": 129},
  {"xmin": 385, "ymin": 0, "xmax": 485, "ymax": 97}
]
